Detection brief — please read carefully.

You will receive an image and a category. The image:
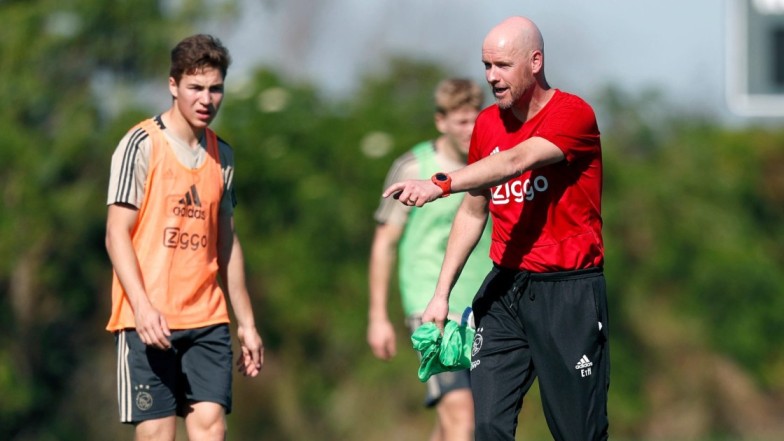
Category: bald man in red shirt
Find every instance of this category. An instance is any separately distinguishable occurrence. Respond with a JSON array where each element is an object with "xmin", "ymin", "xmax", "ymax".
[{"xmin": 384, "ymin": 16, "xmax": 609, "ymax": 441}]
